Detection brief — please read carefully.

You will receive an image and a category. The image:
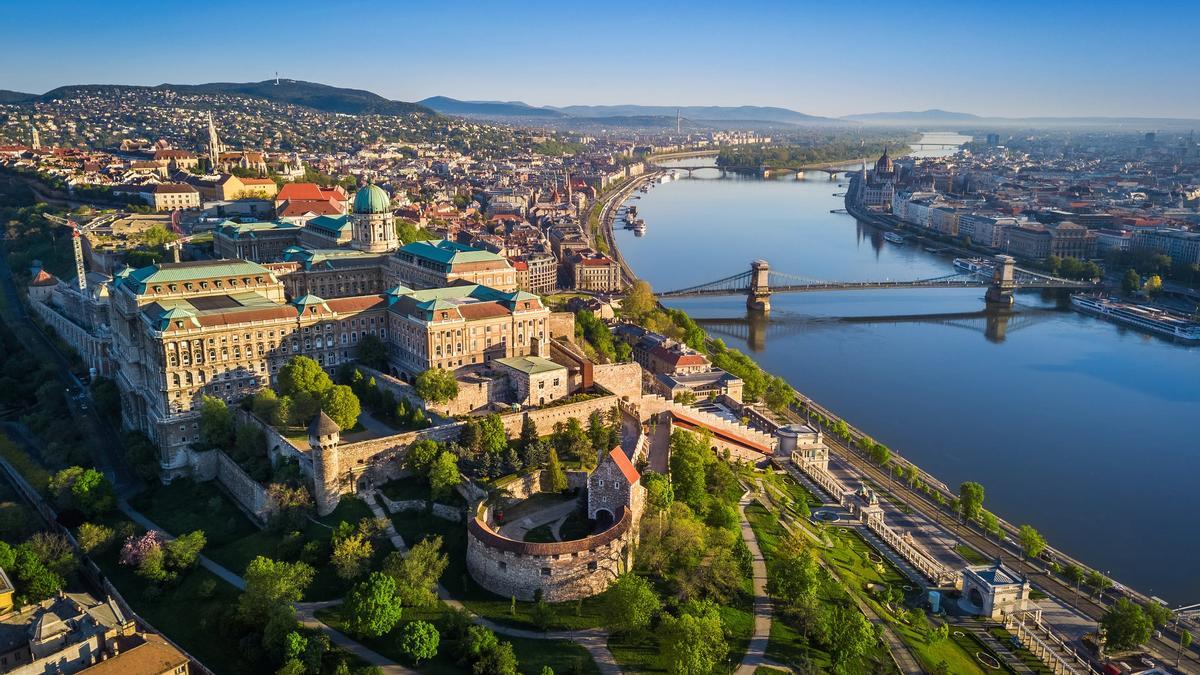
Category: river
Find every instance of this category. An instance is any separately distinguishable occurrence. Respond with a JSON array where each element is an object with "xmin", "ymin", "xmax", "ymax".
[{"xmin": 614, "ymin": 152, "xmax": 1200, "ymax": 605}]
